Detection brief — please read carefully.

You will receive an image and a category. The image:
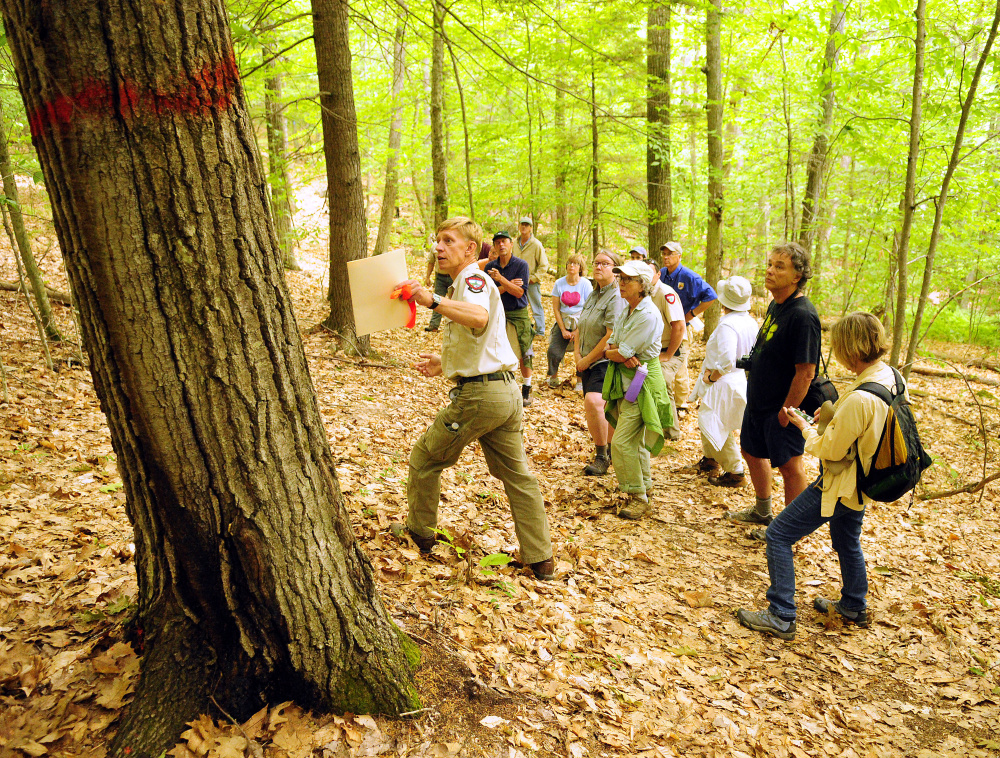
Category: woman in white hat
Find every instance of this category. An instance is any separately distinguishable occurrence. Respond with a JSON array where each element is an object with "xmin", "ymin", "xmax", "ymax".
[
  {"xmin": 686, "ymin": 276, "xmax": 758, "ymax": 486},
  {"xmin": 603, "ymin": 260, "xmax": 675, "ymax": 519}
]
